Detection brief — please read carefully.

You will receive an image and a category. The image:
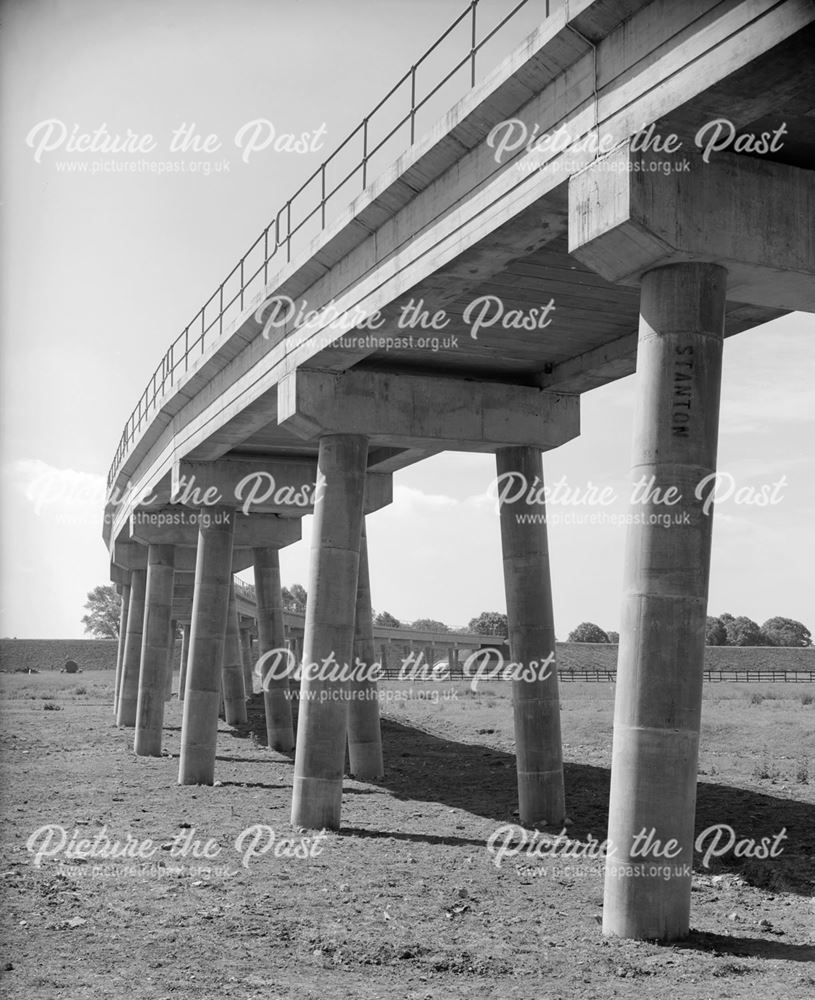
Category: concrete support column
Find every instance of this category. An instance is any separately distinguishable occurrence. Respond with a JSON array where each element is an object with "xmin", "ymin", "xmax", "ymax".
[
  {"xmin": 134, "ymin": 545, "xmax": 176, "ymax": 756},
  {"xmin": 254, "ymin": 547, "xmax": 294, "ymax": 751},
  {"xmin": 116, "ymin": 569, "xmax": 147, "ymax": 728},
  {"xmin": 497, "ymin": 446, "xmax": 565, "ymax": 826},
  {"xmin": 347, "ymin": 524, "xmax": 384, "ymax": 779},
  {"xmin": 447, "ymin": 645, "xmax": 457, "ymax": 676},
  {"xmin": 292, "ymin": 434, "xmax": 367, "ymax": 830},
  {"xmin": 178, "ymin": 507, "xmax": 235, "ymax": 785},
  {"xmin": 177, "ymin": 624, "xmax": 190, "ymax": 701},
  {"xmin": 604, "ymin": 262, "xmax": 726, "ymax": 941},
  {"xmin": 222, "ymin": 582, "xmax": 248, "ymax": 725},
  {"xmin": 239, "ymin": 628, "xmax": 254, "ymax": 697},
  {"xmin": 113, "ymin": 581, "xmax": 130, "ymax": 715},
  {"xmin": 164, "ymin": 618, "xmax": 177, "ymax": 701}
]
